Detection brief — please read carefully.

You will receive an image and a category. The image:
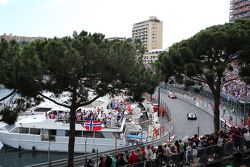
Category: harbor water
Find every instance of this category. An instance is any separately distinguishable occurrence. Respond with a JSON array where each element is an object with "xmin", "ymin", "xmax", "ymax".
[{"xmin": 0, "ymin": 146, "xmax": 68, "ymax": 167}]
